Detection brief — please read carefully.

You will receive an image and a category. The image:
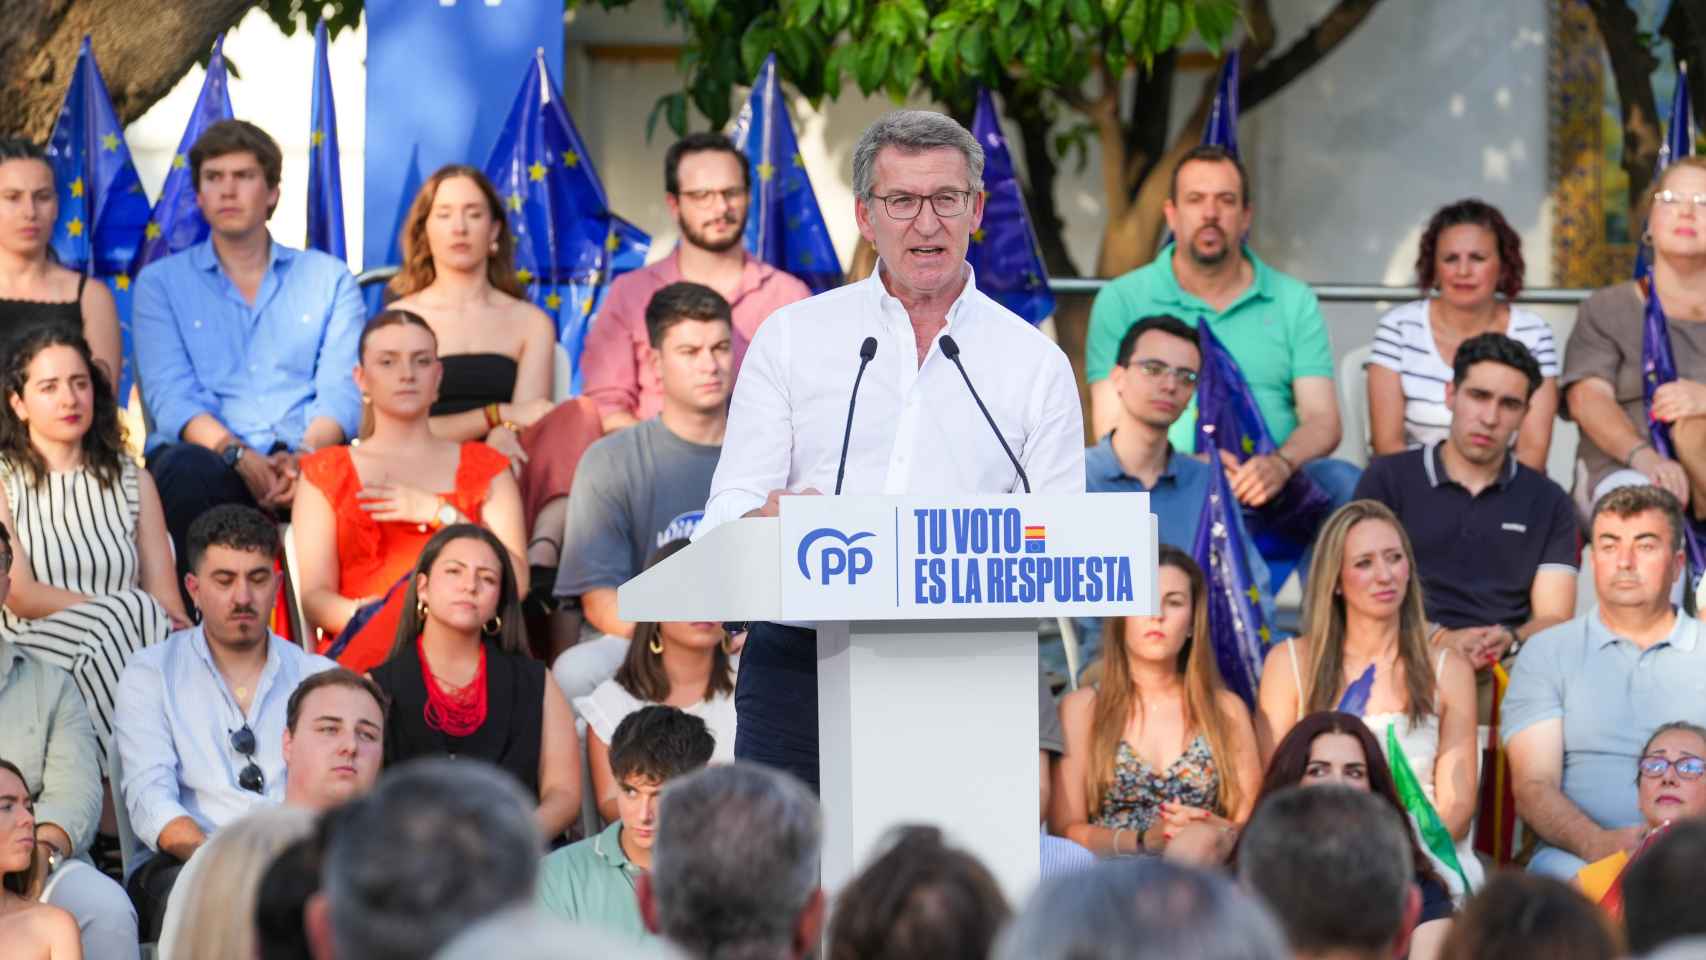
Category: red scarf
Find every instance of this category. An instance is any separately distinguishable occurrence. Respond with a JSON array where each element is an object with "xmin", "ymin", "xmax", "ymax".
[{"xmin": 419, "ymin": 639, "xmax": 488, "ymax": 737}]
